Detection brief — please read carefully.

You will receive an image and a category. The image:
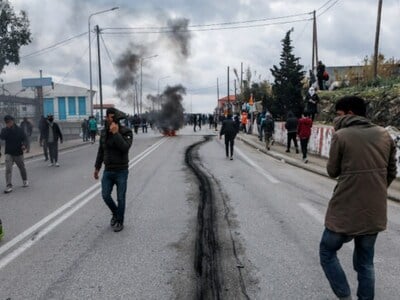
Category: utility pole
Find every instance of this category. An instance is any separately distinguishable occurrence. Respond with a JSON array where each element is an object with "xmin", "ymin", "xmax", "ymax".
[
  {"xmin": 240, "ymin": 62, "xmax": 243, "ymax": 92},
  {"xmin": 217, "ymin": 77, "xmax": 220, "ymax": 103},
  {"xmin": 234, "ymin": 79, "xmax": 237, "ymax": 113},
  {"xmin": 227, "ymin": 66, "xmax": 230, "ymax": 113},
  {"xmin": 96, "ymin": 25, "xmax": 104, "ymax": 125},
  {"xmin": 373, "ymin": 0, "xmax": 383, "ymax": 80},
  {"xmin": 37, "ymin": 70, "xmax": 43, "ymax": 119},
  {"xmin": 312, "ymin": 10, "xmax": 319, "ymax": 74}
]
